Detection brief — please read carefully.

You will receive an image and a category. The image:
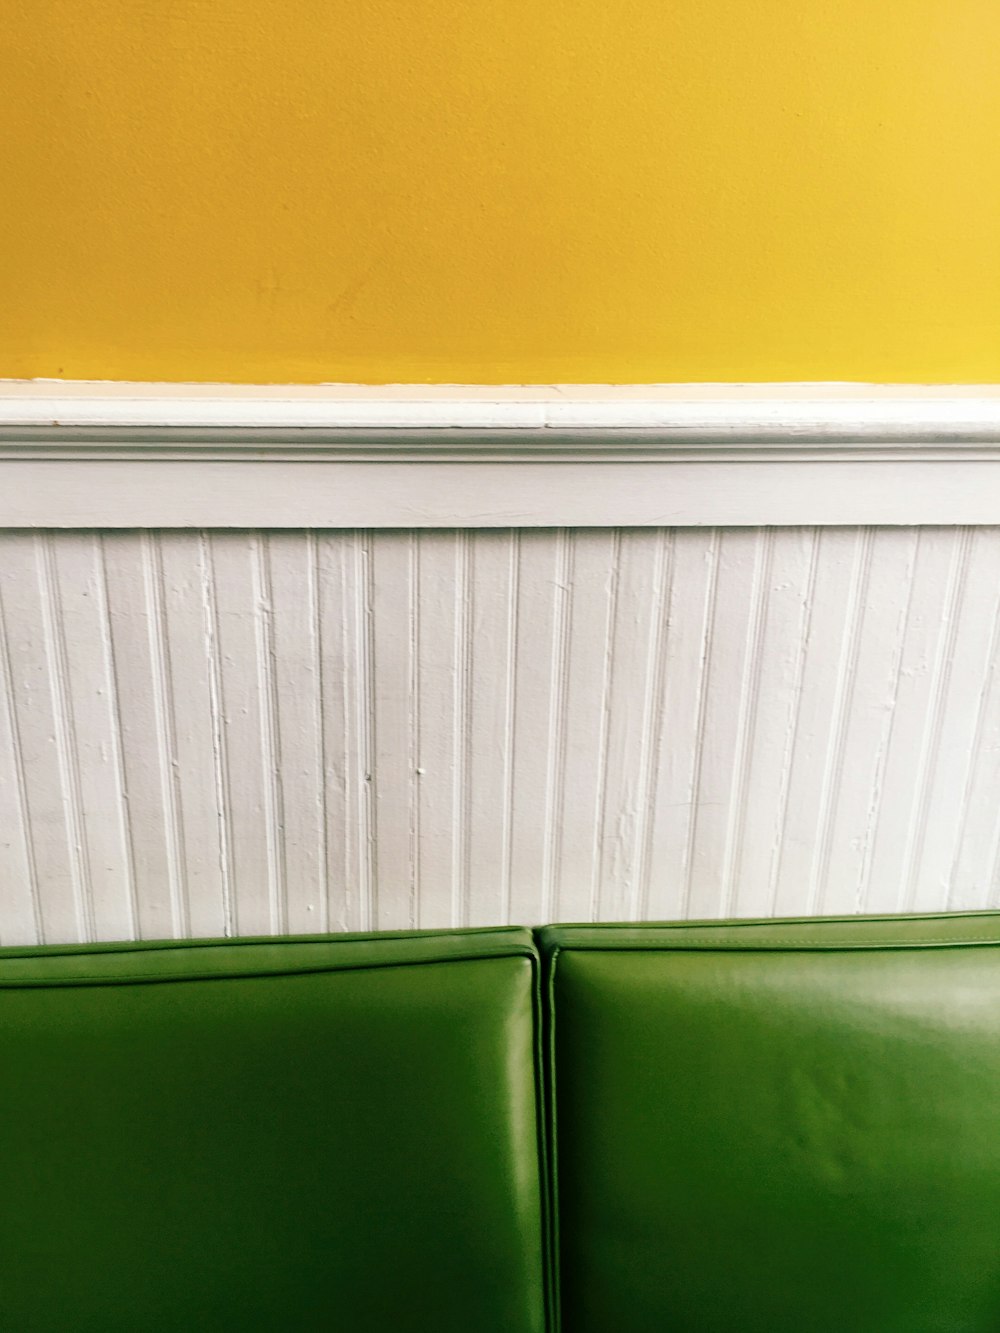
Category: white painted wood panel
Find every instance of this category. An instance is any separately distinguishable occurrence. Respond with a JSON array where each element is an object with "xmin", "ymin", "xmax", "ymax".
[
  {"xmin": 5, "ymin": 384, "xmax": 1000, "ymax": 528},
  {"xmin": 412, "ymin": 531, "xmax": 464, "ymax": 928},
  {"xmin": 315, "ymin": 533, "xmax": 374, "ymax": 931},
  {"xmin": 0, "ymin": 535, "xmax": 88, "ymax": 942},
  {"xmin": 548, "ymin": 530, "xmax": 619, "ymax": 924},
  {"xmin": 154, "ymin": 533, "xmax": 229, "ymax": 938},
  {"xmin": 7, "ymin": 458, "xmax": 1000, "ymax": 529},
  {"xmin": 2, "ymin": 526, "xmax": 1000, "ymax": 944}
]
